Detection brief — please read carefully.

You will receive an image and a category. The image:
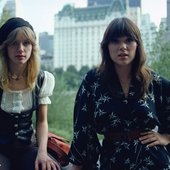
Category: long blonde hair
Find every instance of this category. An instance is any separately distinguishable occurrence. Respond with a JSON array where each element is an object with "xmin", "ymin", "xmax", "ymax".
[{"xmin": 0, "ymin": 26, "xmax": 40, "ymax": 90}]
